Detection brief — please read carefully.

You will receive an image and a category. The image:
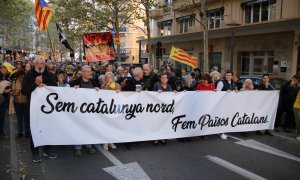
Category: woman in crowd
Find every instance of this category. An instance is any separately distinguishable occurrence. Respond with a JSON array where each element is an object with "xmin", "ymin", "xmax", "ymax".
[
  {"xmin": 196, "ymin": 74, "xmax": 215, "ymax": 91},
  {"xmin": 152, "ymin": 73, "xmax": 173, "ymax": 145},
  {"xmin": 240, "ymin": 79, "xmax": 254, "ymax": 136},
  {"xmin": 102, "ymin": 72, "xmax": 119, "ymax": 150},
  {"xmin": 57, "ymin": 72, "xmax": 70, "ymax": 87},
  {"xmin": 11, "ymin": 70, "xmax": 29, "ymax": 138},
  {"xmin": 240, "ymin": 79, "xmax": 254, "ymax": 91},
  {"xmin": 232, "ymin": 74, "xmax": 243, "ymax": 91},
  {"xmin": 24, "ymin": 63, "xmax": 32, "ymax": 74}
]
